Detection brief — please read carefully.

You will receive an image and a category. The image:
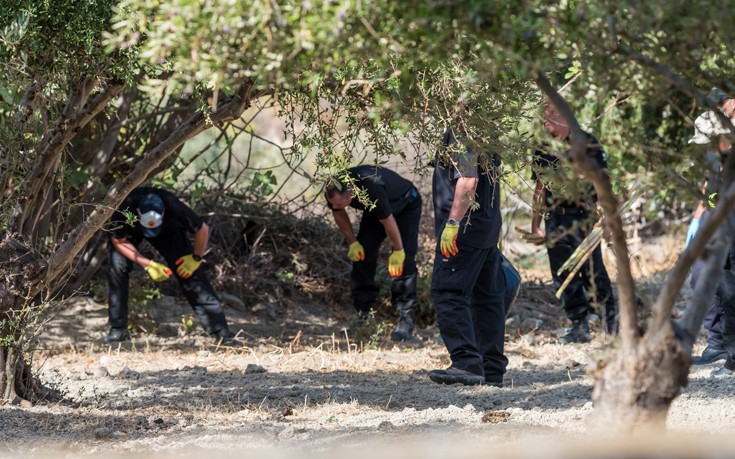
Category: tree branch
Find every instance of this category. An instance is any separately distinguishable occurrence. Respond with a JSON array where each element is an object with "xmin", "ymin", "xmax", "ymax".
[
  {"xmin": 45, "ymin": 81, "xmax": 257, "ymax": 283},
  {"xmin": 535, "ymin": 70, "xmax": 640, "ymax": 359},
  {"xmin": 16, "ymin": 78, "xmax": 124, "ymax": 237}
]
